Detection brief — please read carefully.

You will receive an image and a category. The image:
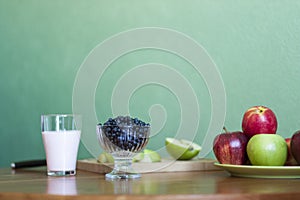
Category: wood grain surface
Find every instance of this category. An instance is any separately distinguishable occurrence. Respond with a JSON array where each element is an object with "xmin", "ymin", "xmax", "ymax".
[
  {"xmin": 76, "ymin": 158, "xmax": 219, "ymax": 174},
  {"xmin": 1, "ymin": 167, "xmax": 300, "ymax": 200}
]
